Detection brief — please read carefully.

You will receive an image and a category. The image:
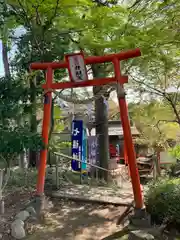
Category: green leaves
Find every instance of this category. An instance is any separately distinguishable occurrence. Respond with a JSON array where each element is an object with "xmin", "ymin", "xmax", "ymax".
[
  {"xmin": 169, "ymin": 145, "xmax": 180, "ymax": 159},
  {"xmin": 0, "ymin": 124, "xmax": 43, "ymax": 154},
  {"xmin": 145, "ymin": 177, "xmax": 180, "ymax": 225},
  {"xmin": 0, "ymin": 78, "xmax": 43, "ymax": 159},
  {"xmin": 129, "ymin": 100, "xmax": 180, "ymax": 147}
]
